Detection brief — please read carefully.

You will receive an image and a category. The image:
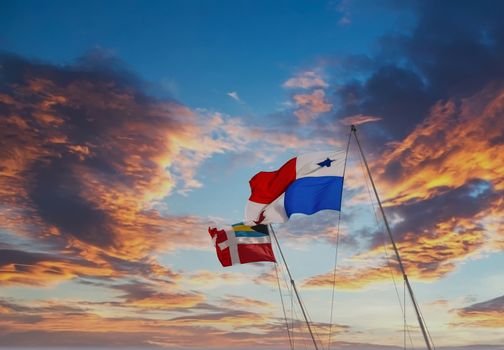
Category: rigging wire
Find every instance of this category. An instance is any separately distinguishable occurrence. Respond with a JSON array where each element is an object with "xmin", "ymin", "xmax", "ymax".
[
  {"xmin": 327, "ymin": 220, "xmax": 341, "ymax": 350},
  {"xmin": 383, "ymin": 234, "xmax": 415, "ymax": 349},
  {"xmin": 275, "ymin": 262, "xmax": 294, "ymax": 350},
  {"xmin": 275, "ymin": 241, "xmax": 297, "ymax": 348},
  {"xmin": 296, "ymin": 287, "xmax": 326, "ymax": 350},
  {"xmin": 270, "ymin": 224, "xmax": 320, "ymax": 350},
  {"xmin": 290, "ymin": 274, "xmax": 296, "ymax": 349},
  {"xmin": 274, "ymin": 231, "xmax": 326, "ymax": 350},
  {"xmin": 380, "ymin": 227, "xmax": 415, "ymax": 348},
  {"xmin": 327, "ymin": 128, "xmax": 353, "ymax": 350},
  {"xmin": 282, "ymin": 264, "xmax": 309, "ymax": 350},
  {"xmin": 356, "ymin": 144, "xmax": 415, "ymax": 348},
  {"xmin": 416, "ymin": 295, "xmax": 437, "ymax": 349},
  {"xmin": 404, "ymin": 279, "xmax": 407, "ymax": 350},
  {"xmin": 279, "ymin": 248, "xmax": 299, "ymax": 350},
  {"xmin": 294, "ymin": 306, "xmax": 310, "ymax": 350},
  {"xmin": 289, "ymin": 295, "xmax": 309, "ymax": 350}
]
